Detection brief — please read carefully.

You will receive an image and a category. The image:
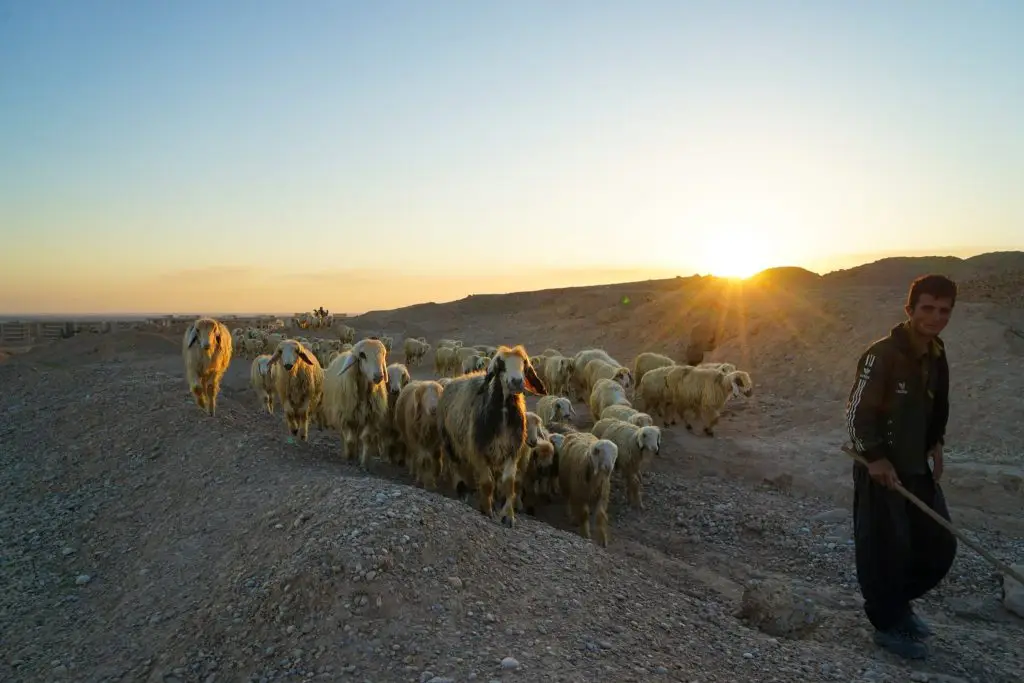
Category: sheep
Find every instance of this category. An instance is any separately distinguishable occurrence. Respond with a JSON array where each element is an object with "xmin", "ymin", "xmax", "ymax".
[
  {"xmin": 461, "ymin": 353, "xmax": 489, "ymax": 375},
  {"xmin": 403, "ymin": 337, "xmax": 431, "ymax": 367},
  {"xmin": 380, "ymin": 362, "xmax": 412, "ymax": 464},
  {"xmin": 635, "ymin": 364, "xmax": 686, "ymax": 426},
  {"xmin": 542, "ymin": 355, "xmax": 574, "ymax": 396},
  {"xmin": 515, "ymin": 439, "xmax": 557, "ymax": 514},
  {"xmin": 320, "ymin": 338, "xmax": 390, "ymax": 468},
  {"xmin": 633, "ymin": 351, "xmax": 676, "ymax": 386},
  {"xmin": 588, "ymin": 377, "xmax": 631, "ymax": 422},
  {"xmin": 535, "ymin": 395, "xmax": 575, "ymax": 425},
  {"xmin": 437, "ymin": 338, "xmax": 462, "ymax": 349},
  {"xmin": 435, "ymin": 345, "xmax": 458, "ymax": 376},
  {"xmin": 699, "ymin": 361, "xmax": 737, "ymax": 374},
  {"xmin": 395, "ymin": 380, "xmax": 446, "ymax": 489},
  {"xmin": 591, "ymin": 418, "xmax": 661, "ymax": 510},
  {"xmin": 182, "ymin": 317, "xmax": 234, "ymax": 417},
  {"xmin": 249, "ymin": 354, "xmax": 277, "ymax": 415},
  {"xmin": 337, "ymin": 324, "xmax": 356, "ymax": 344},
  {"xmin": 581, "ymin": 359, "xmax": 634, "ymax": 399},
  {"xmin": 599, "ymin": 404, "xmax": 654, "ymax": 427},
  {"xmin": 267, "ymin": 339, "xmax": 324, "ymax": 441},
  {"xmin": 540, "ymin": 348, "xmax": 562, "ymax": 357},
  {"xmin": 667, "ymin": 366, "xmax": 753, "ymax": 436},
  {"xmin": 381, "ymin": 335, "xmax": 394, "ymax": 353},
  {"xmin": 569, "ymin": 348, "xmax": 622, "ymax": 399},
  {"xmin": 557, "ymin": 432, "xmax": 618, "ymax": 546},
  {"xmin": 436, "ymin": 345, "xmax": 546, "ymax": 527}
]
